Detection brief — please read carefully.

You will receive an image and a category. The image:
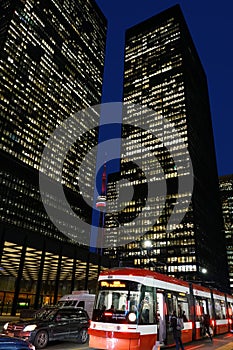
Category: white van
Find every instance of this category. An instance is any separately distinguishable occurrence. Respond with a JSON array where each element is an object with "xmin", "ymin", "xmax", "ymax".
[{"xmin": 57, "ymin": 290, "xmax": 95, "ymax": 318}]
